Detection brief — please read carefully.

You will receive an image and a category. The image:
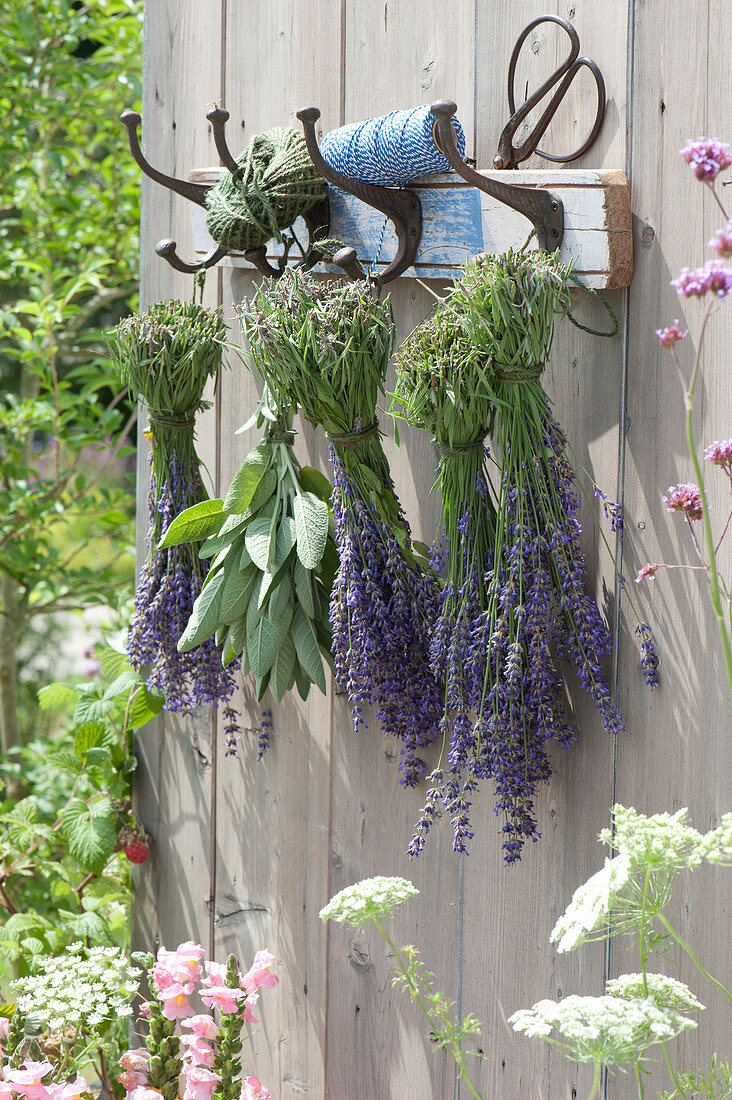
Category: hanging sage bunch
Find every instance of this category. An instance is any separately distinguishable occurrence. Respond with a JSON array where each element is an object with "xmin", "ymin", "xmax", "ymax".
[
  {"xmin": 162, "ymin": 388, "xmax": 337, "ymax": 753},
  {"xmin": 394, "ymin": 250, "xmax": 622, "ymax": 863},
  {"xmin": 110, "ymin": 300, "xmax": 237, "ymax": 716},
  {"xmin": 238, "ymin": 270, "xmax": 443, "ymax": 788}
]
